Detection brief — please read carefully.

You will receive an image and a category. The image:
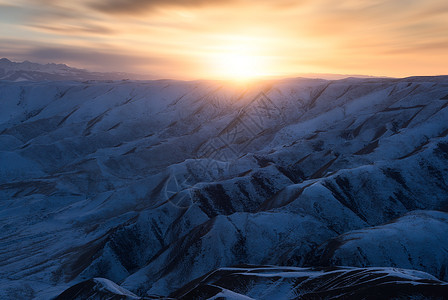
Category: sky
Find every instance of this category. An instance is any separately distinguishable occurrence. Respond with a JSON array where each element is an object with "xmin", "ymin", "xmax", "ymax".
[{"xmin": 1, "ymin": 0, "xmax": 448, "ymax": 79}]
